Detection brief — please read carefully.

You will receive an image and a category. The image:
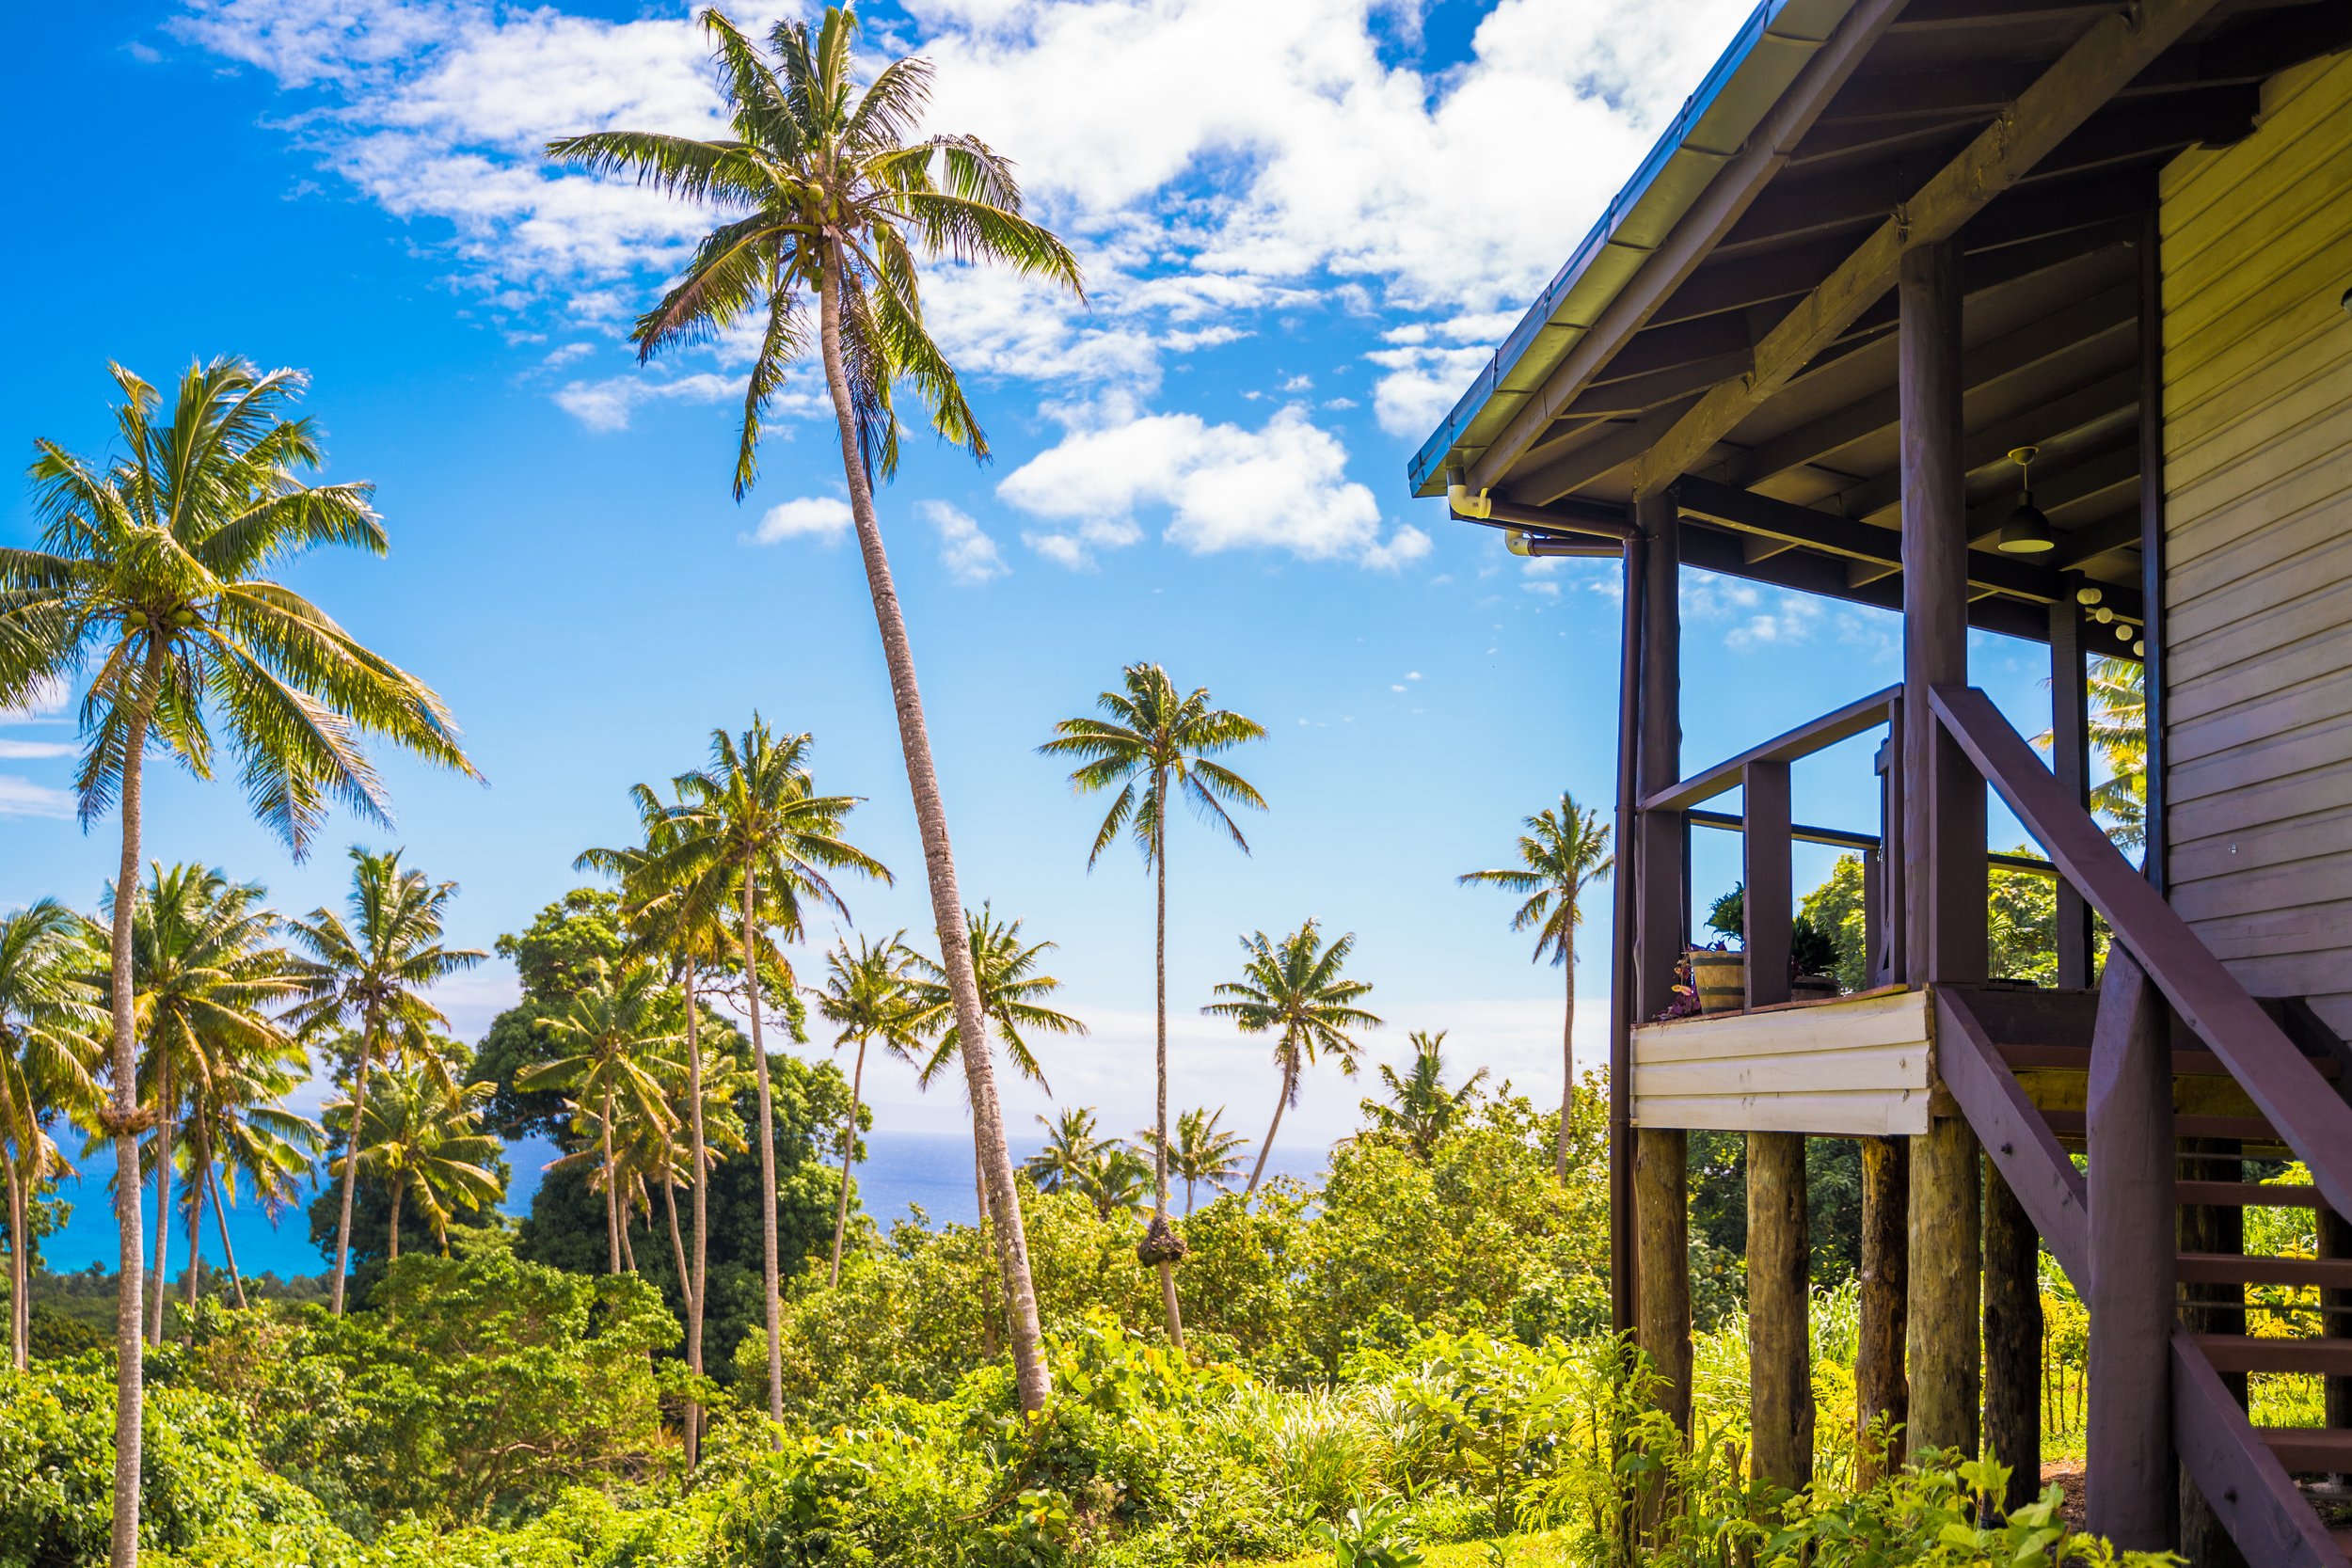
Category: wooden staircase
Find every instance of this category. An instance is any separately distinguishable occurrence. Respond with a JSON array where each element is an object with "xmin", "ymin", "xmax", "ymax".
[{"xmin": 1929, "ymin": 685, "xmax": 2352, "ymax": 1568}]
